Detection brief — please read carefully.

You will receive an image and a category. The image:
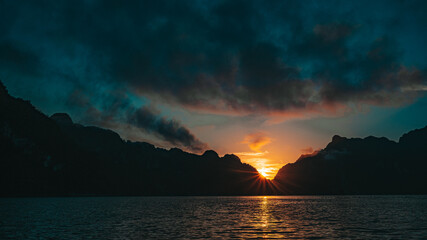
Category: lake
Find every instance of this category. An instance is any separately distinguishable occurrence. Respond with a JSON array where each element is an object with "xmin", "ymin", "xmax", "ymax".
[{"xmin": 0, "ymin": 196, "xmax": 426, "ymax": 239}]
